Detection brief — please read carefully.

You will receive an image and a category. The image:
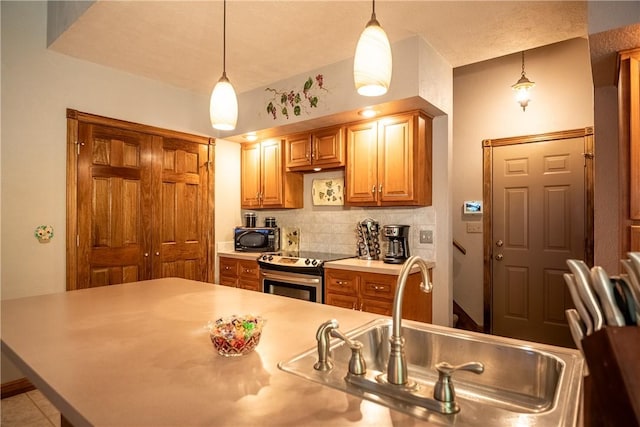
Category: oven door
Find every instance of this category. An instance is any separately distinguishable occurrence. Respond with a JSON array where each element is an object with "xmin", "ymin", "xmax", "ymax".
[{"xmin": 260, "ymin": 269, "xmax": 323, "ymax": 304}]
